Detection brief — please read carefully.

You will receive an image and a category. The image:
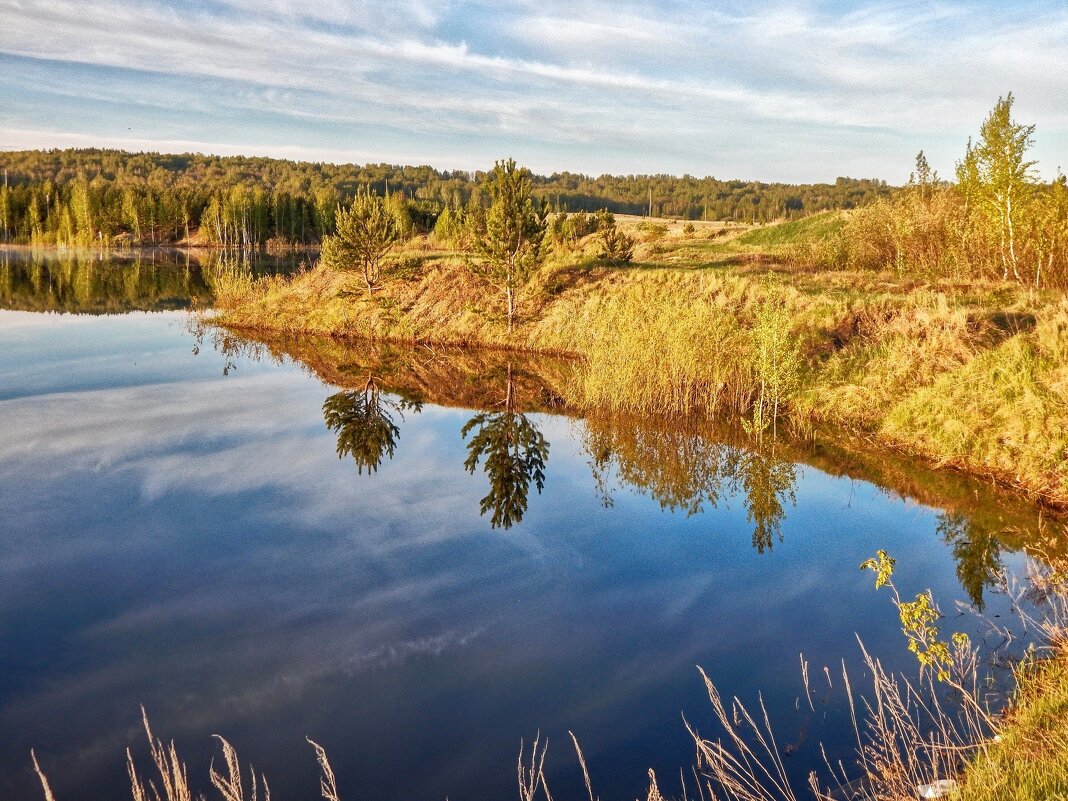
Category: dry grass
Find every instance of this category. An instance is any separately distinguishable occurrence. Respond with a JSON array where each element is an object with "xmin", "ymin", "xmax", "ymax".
[
  {"xmin": 33, "ymin": 710, "xmax": 340, "ymax": 801},
  {"xmin": 881, "ymin": 301, "xmax": 1068, "ymax": 505},
  {"xmin": 210, "ymin": 735, "xmax": 270, "ymax": 801},
  {"xmin": 31, "ymin": 750, "xmax": 56, "ymax": 801},
  {"xmin": 209, "ymin": 224, "xmax": 1068, "ymax": 508},
  {"xmin": 686, "ymin": 553, "xmax": 1068, "ymax": 801},
  {"xmin": 955, "ymin": 643, "xmax": 1068, "ymax": 801}
]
